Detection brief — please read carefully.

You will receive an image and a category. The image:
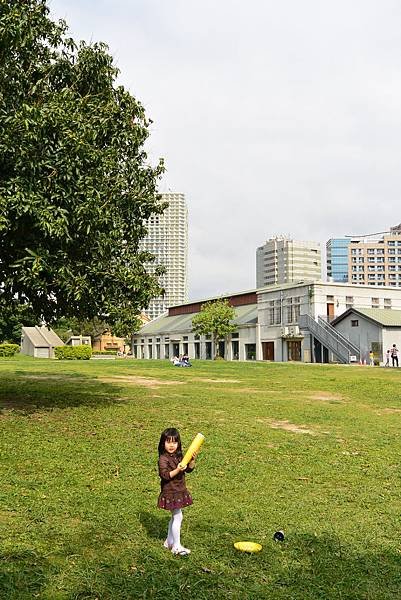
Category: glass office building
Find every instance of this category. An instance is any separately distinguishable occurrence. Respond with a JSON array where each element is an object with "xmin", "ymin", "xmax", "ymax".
[{"xmin": 326, "ymin": 238, "xmax": 350, "ymax": 283}]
